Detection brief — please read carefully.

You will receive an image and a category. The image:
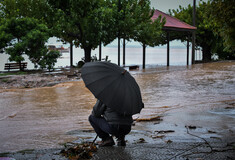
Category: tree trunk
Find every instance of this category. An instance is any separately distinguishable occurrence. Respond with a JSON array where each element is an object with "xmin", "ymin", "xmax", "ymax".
[
  {"xmin": 143, "ymin": 44, "xmax": 146, "ymax": 69},
  {"xmin": 123, "ymin": 38, "xmax": 126, "ymax": 66},
  {"xmin": 118, "ymin": 37, "xmax": 120, "ymax": 66},
  {"xmin": 99, "ymin": 42, "xmax": 102, "ymax": 61},
  {"xmin": 70, "ymin": 43, "xmax": 73, "ymax": 67},
  {"xmin": 202, "ymin": 45, "xmax": 212, "ymax": 62},
  {"xmin": 84, "ymin": 47, "xmax": 92, "ymax": 62}
]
